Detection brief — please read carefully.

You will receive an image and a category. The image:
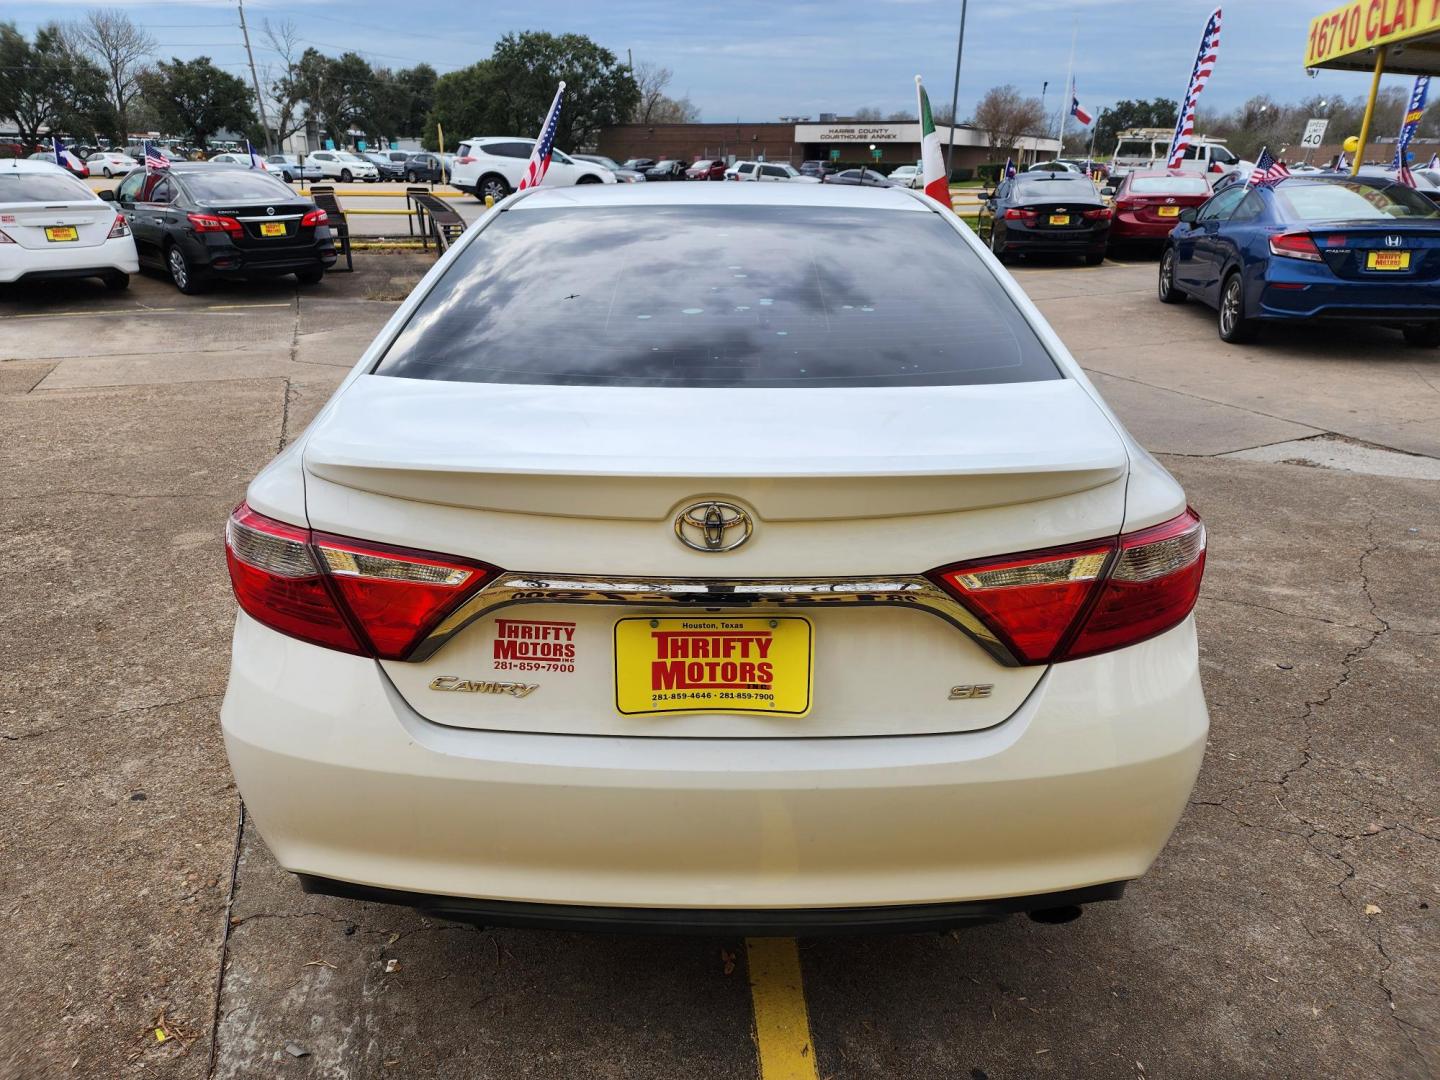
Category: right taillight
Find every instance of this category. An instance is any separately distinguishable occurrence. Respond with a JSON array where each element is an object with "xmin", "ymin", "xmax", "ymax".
[
  {"xmin": 224, "ymin": 502, "xmax": 499, "ymax": 660},
  {"xmin": 300, "ymin": 208, "xmax": 328, "ymax": 227},
  {"xmin": 930, "ymin": 508, "xmax": 1206, "ymax": 665}
]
